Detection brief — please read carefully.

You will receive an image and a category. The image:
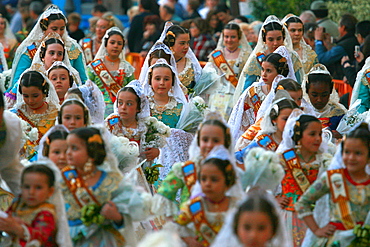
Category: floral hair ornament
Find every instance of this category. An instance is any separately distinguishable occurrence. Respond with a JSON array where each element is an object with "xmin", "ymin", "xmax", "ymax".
[
  {"xmin": 88, "ymin": 134, "xmax": 103, "ymax": 144},
  {"xmin": 277, "ymin": 85, "xmax": 285, "ymax": 90},
  {"xmin": 167, "ymin": 31, "xmax": 176, "ymax": 38}
]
